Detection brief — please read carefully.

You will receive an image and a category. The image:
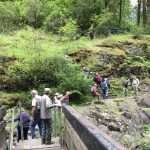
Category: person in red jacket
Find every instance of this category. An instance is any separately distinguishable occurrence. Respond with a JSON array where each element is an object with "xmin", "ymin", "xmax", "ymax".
[
  {"xmin": 94, "ymin": 73, "xmax": 102, "ymax": 87},
  {"xmin": 91, "ymin": 84, "xmax": 100, "ymax": 104}
]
